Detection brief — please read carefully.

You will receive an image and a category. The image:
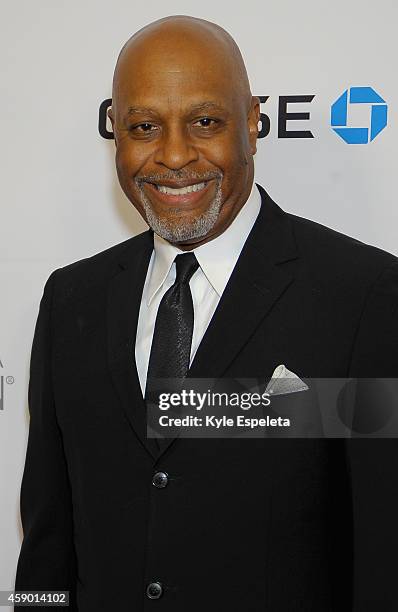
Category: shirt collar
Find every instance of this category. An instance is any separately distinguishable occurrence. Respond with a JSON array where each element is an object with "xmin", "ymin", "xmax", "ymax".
[{"xmin": 146, "ymin": 180, "xmax": 262, "ymax": 306}]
